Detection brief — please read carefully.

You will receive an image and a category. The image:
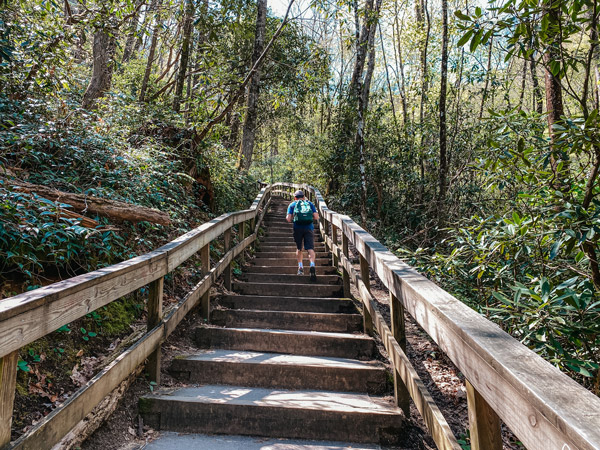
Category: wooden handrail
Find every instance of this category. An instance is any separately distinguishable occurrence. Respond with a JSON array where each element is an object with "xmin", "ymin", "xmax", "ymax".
[
  {"xmin": 274, "ymin": 182, "xmax": 600, "ymax": 450},
  {"xmin": 0, "ymin": 186, "xmax": 272, "ymax": 449}
]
